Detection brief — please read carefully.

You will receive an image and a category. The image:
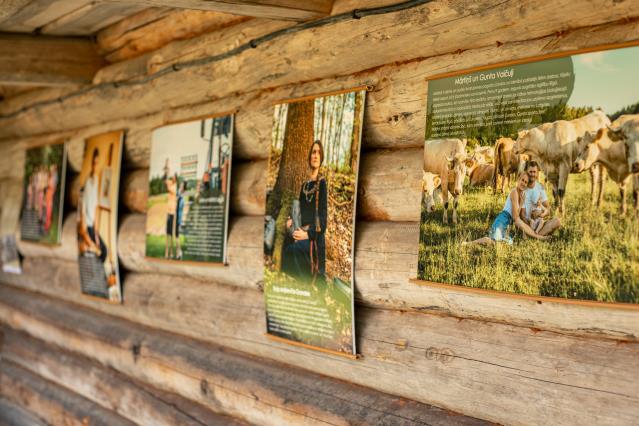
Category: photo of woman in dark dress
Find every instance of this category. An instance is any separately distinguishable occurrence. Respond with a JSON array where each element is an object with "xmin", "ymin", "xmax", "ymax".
[{"xmin": 282, "ymin": 141, "xmax": 327, "ymax": 281}]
